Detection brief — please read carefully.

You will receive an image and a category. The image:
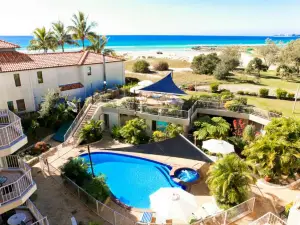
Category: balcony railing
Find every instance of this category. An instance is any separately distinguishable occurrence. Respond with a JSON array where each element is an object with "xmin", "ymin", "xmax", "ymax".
[
  {"xmin": 0, "ymin": 155, "xmax": 34, "ymax": 205},
  {"xmin": 104, "ymin": 102, "xmax": 190, "ymax": 119},
  {"xmin": 25, "ymin": 199, "xmax": 50, "ymax": 225},
  {"xmin": 194, "ymin": 100, "xmax": 282, "ymax": 120},
  {"xmin": 0, "ymin": 109, "xmax": 24, "ymax": 148},
  {"xmin": 249, "ymin": 212, "xmax": 286, "ymax": 225}
]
